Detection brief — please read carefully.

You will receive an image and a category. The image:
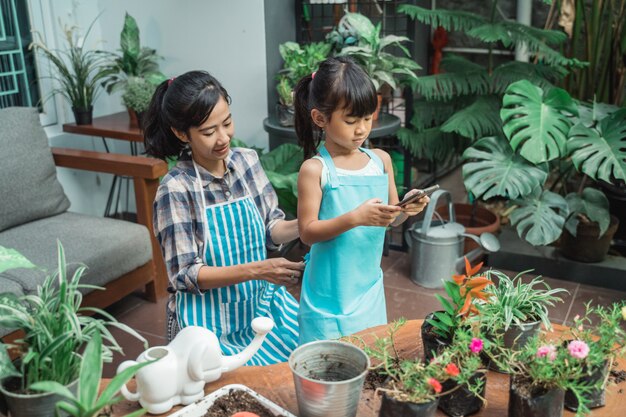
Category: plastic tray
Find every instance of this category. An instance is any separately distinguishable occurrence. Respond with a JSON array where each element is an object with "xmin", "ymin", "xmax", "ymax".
[{"xmin": 168, "ymin": 384, "xmax": 296, "ymax": 417}]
